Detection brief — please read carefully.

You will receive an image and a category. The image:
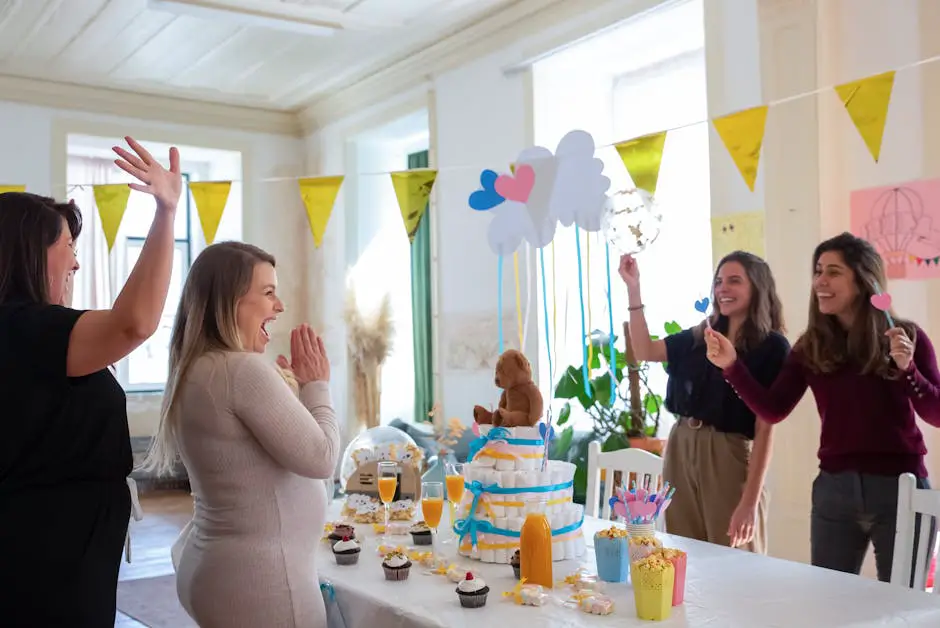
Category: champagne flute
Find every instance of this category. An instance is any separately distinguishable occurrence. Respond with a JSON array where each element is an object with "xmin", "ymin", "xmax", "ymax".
[
  {"xmin": 421, "ymin": 482, "xmax": 444, "ymax": 552},
  {"xmin": 377, "ymin": 461, "xmax": 398, "ymax": 540},
  {"xmin": 443, "ymin": 462, "xmax": 465, "ymax": 544}
]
